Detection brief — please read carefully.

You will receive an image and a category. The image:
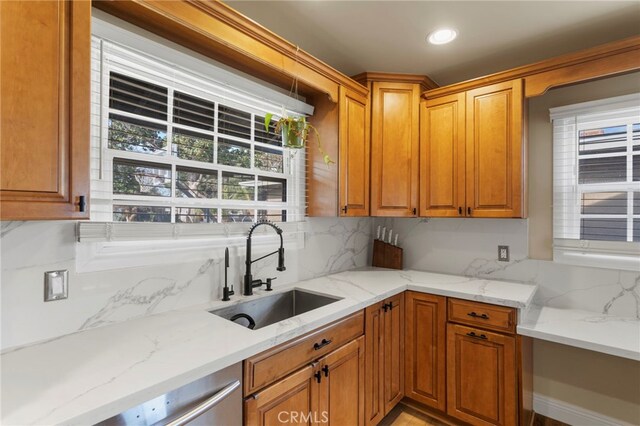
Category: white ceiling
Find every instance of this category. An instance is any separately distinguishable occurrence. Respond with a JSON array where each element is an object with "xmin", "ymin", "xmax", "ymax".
[{"xmin": 225, "ymin": 1, "xmax": 640, "ymax": 86}]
